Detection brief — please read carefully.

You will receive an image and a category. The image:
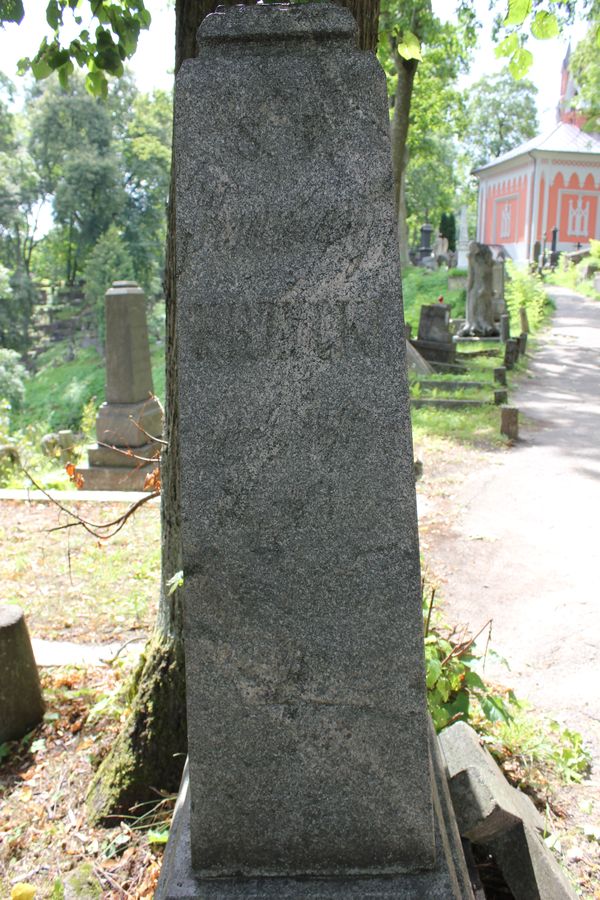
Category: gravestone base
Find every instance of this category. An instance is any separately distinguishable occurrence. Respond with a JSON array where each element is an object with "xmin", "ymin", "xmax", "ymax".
[
  {"xmin": 410, "ymin": 338, "xmax": 456, "ymax": 364},
  {"xmin": 157, "ymin": 730, "xmax": 474, "ymax": 900},
  {"xmin": 74, "ymin": 462, "xmax": 156, "ymax": 492}
]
